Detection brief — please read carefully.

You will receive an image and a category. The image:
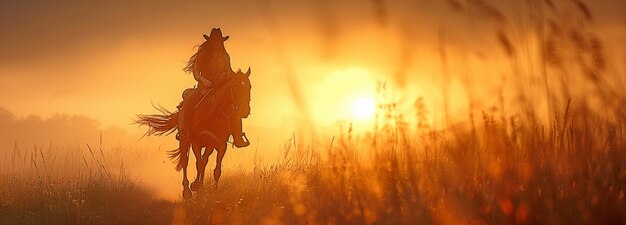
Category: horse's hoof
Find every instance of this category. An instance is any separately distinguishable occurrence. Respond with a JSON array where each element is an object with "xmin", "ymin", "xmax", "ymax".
[
  {"xmin": 190, "ymin": 181, "xmax": 203, "ymax": 191},
  {"xmin": 183, "ymin": 187, "xmax": 192, "ymax": 199}
]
